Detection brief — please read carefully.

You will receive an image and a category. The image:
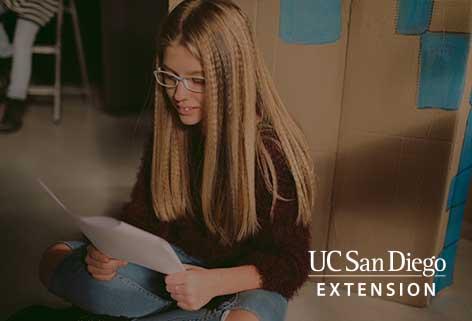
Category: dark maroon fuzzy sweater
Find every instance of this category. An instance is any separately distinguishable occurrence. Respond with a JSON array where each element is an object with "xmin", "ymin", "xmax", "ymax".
[{"xmin": 121, "ymin": 136, "xmax": 311, "ymax": 299}]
